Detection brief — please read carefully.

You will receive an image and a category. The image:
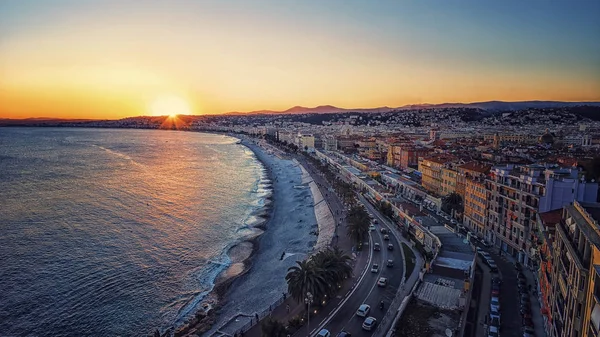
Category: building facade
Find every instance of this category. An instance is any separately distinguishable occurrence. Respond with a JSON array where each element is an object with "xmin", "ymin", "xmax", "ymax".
[
  {"xmin": 549, "ymin": 202, "xmax": 600, "ymax": 337},
  {"xmin": 464, "ymin": 177, "xmax": 487, "ymax": 236},
  {"xmin": 441, "ymin": 166, "xmax": 458, "ymax": 196},
  {"xmin": 486, "ymin": 165, "xmax": 598, "ymax": 265}
]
